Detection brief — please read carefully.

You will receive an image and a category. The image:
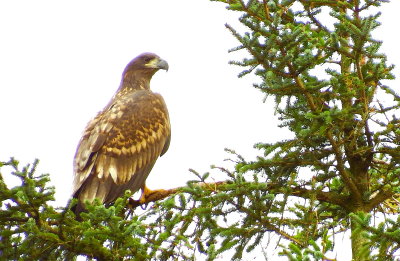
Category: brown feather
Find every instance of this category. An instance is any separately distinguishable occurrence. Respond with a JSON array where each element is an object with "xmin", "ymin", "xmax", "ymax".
[{"xmin": 72, "ymin": 53, "xmax": 170, "ymax": 217}]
